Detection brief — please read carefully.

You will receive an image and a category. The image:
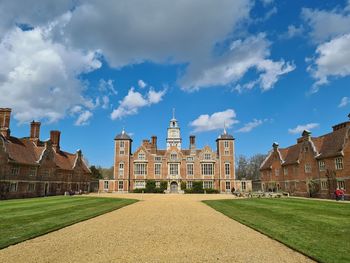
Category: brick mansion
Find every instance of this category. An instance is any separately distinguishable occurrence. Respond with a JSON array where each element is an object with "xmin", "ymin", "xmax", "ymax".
[
  {"xmin": 0, "ymin": 108, "xmax": 92, "ymax": 199},
  {"xmin": 100, "ymin": 113, "xmax": 252, "ymax": 193},
  {"xmin": 260, "ymin": 115, "xmax": 350, "ymax": 199}
]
